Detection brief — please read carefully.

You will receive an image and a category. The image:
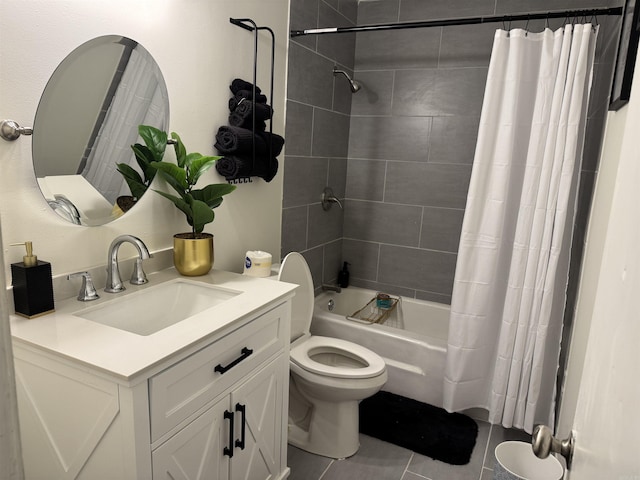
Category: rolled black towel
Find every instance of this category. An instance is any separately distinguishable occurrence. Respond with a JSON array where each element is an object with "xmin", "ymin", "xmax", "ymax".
[
  {"xmin": 235, "ymin": 100, "xmax": 273, "ymax": 121},
  {"xmin": 215, "ymin": 156, "xmax": 240, "ymax": 179},
  {"xmin": 215, "ymin": 155, "xmax": 279, "ymax": 183},
  {"xmin": 228, "ymin": 96, "xmax": 239, "ymax": 112},
  {"xmin": 229, "ymin": 91, "xmax": 268, "ymax": 111},
  {"xmin": 228, "ymin": 112, "xmax": 267, "ymax": 131},
  {"xmin": 214, "ymin": 126, "xmax": 255, "ymax": 153},
  {"xmin": 230, "ymin": 78, "xmax": 261, "ymax": 96},
  {"xmin": 234, "ymin": 89, "xmax": 268, "ymax": 104},
  {"xmin": 257, "ymin": 131, "xmax": 285, "ymax": 157},
  {"xmin": 214, "ymin": 126, "xmax": 269, "ymax": 155}
]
